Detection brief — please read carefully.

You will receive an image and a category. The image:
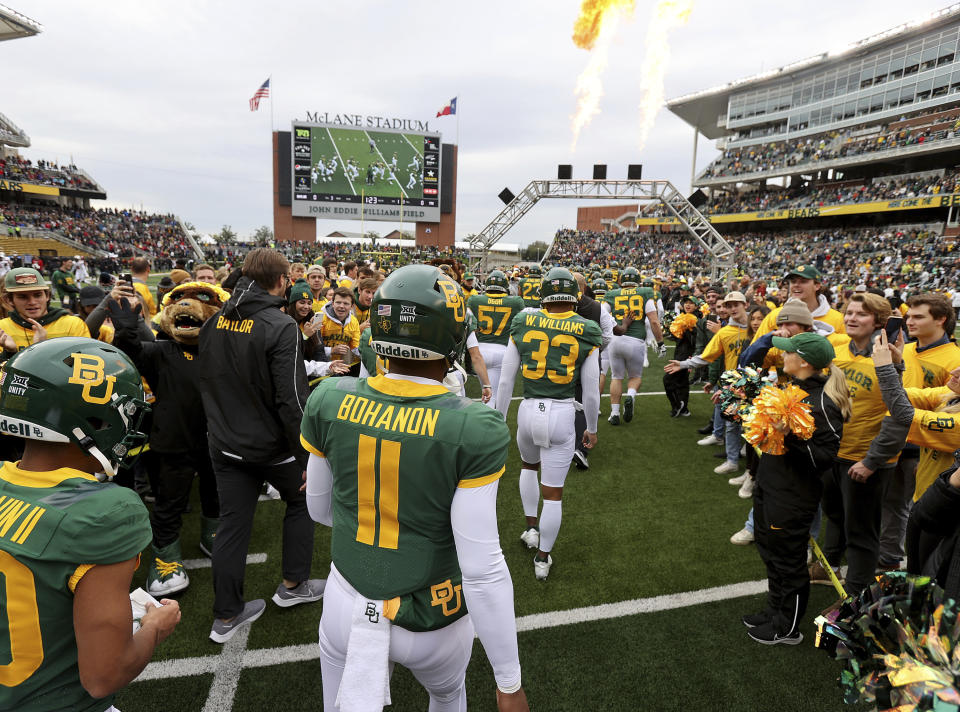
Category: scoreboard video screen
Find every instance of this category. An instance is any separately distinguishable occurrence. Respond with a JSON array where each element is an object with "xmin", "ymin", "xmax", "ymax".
[{"xmin": 291, "ymin": 122, "xmax": 441, "ymax": 222}]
